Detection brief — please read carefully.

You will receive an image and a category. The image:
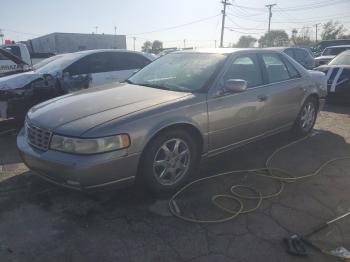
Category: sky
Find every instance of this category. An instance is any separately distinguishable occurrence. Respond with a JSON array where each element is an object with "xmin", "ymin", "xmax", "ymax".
[{"xmin": 1, "ymin": 0, "xmax": 350, "ymax": 50}]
